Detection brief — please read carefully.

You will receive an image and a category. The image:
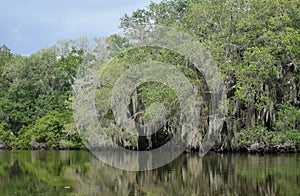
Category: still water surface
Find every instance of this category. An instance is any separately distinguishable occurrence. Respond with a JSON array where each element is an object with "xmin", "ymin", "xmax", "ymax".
[{"xmin": 0, "ymin": 150, "xmax": 299, "ymax": 195}]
